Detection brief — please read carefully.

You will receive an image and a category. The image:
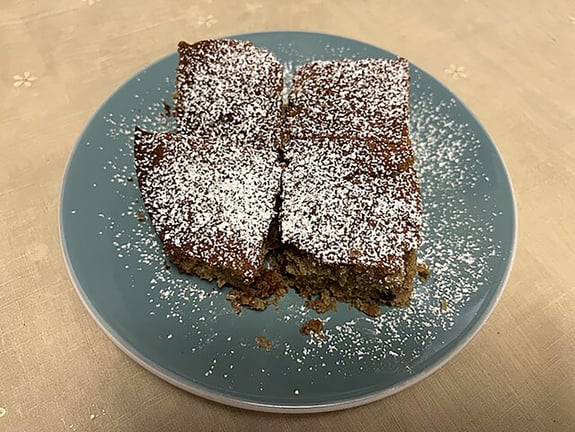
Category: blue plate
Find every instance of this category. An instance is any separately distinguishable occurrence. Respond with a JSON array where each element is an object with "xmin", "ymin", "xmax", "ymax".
[{"xmin": 59, "ymin": 31, "xmax": 516, "ymax": 413}]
